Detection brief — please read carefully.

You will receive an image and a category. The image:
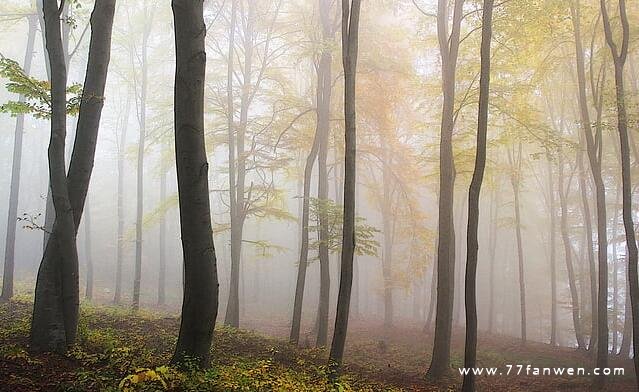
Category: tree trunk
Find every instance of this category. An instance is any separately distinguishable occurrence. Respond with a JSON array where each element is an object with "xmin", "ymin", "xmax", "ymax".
[
  {"xmin": 225, "ymin": 0, "xmax": 253, "ymax": 328},
  {"xmin": 114, "ymin": 95, "xmax": 130, "ymax": 304},
  {"xmin": 1, "ymin": 15, "xmax": 37, "ymax": 302},
  {"xmin": 132, "ymin": 6, "xmax": 151, "ymax": 311},
  {"xmin": 316, "ymin": 45, "xmax": 333, "ymax": 347},
  {"xmin": 546, "ymin": 152, "xmax": 558, "ymax": 345},
  {"xmin": 170, "ymin": 0, "xmax": 219, "ymax": 368},
  {"xmin": 158, "ymin": 151, "xmax": 167, "ymax": 306},
  {"xmin": 462, "ymin": 1, "xmax": 493, "ymax": 388},
  {"xmin": 571, "ymin": 1, "xmax": 609, "ymax": 369},
  {"xmin": 601, "ymin": 0, "xmax": 637, "ymax": 385},
  {"xmin": 381, "ymin": 148, "xmax": 394, "ymax": 329},
  {"xmin": 508, "ymin": 143, "xmax": 526, "ymax": 343},
  {"xmin": 427, "ymin": 0, "xmax": 464, "ymax": 379},
  {"xmin": 576, "ymin": 134, "xmax": 597, "ymax": 350},
  {"xmin": 84, "ymin": 198, "xmax": 93, "ymax": 300},
  {"xmin": 328, "ymin": 0, "xmax": 360, "ymax": 373},
  {"xmin": 31, "ymin": 0, "xmax": 116, "ymax": 353},
  {"xmin": 289, "ymin": 125, "xmax": 320, "ymax": 344},
  {"xmin": 557, "ymin": 144, "xmax": 585, "ymax": 349}
]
